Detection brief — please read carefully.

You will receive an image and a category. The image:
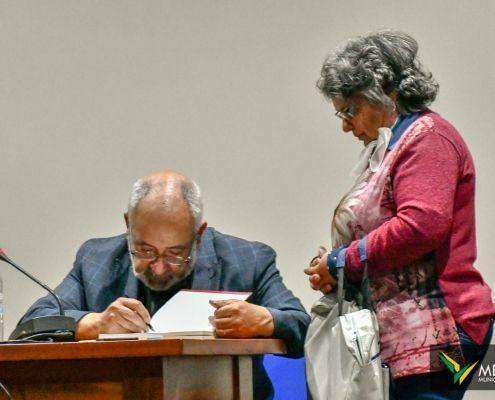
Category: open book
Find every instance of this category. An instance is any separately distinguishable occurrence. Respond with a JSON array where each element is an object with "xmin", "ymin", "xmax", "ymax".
[{"xmin": 98, "ymin": 289, "xmax": 251, "ymax": 340}]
